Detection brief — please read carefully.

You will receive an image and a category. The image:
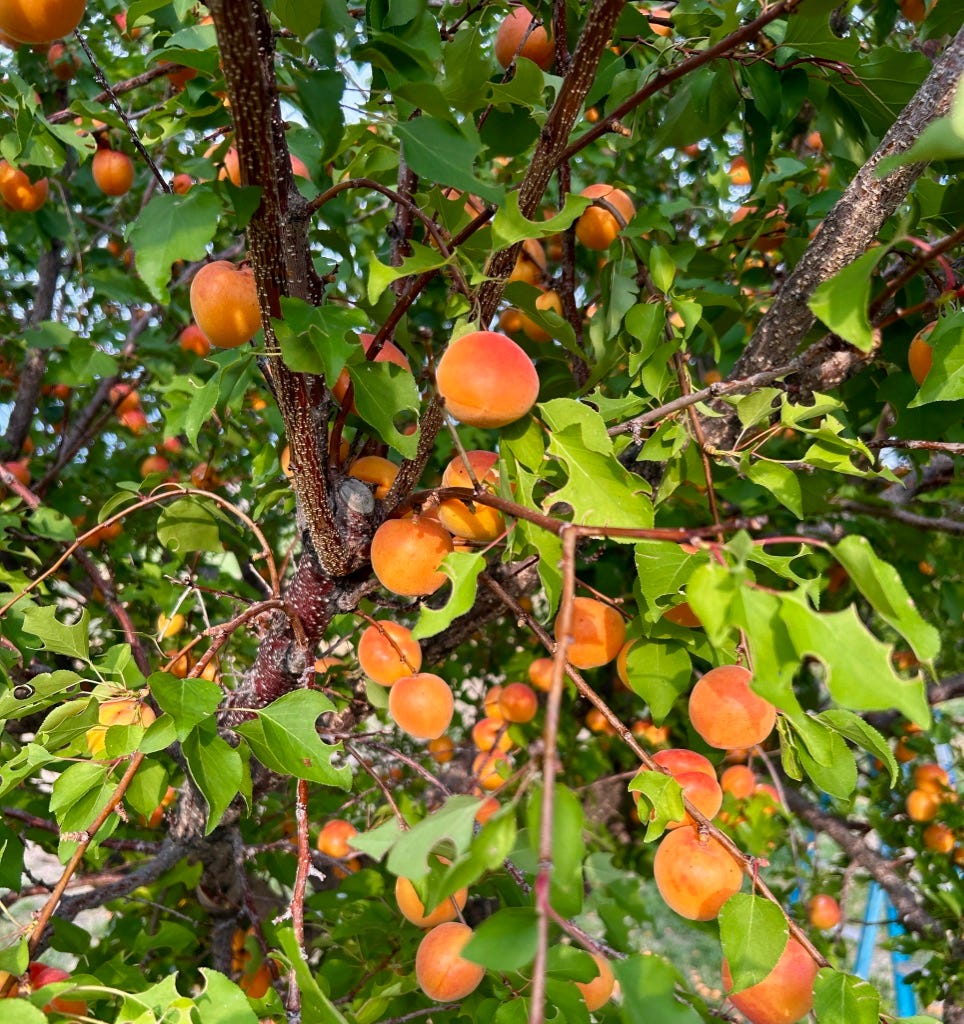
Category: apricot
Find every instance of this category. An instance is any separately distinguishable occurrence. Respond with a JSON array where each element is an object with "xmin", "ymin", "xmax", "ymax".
[
  {"xmin": 98, "ymin": 696, "xmax": 156, "ymax": 728},
  {"xmin": 499, "ymin": 682, "xmax": 538, "ymax": 723},
  {"xmin": 662, "ymin": 601, "xmax": 702, "ymax": 627},
  {"xmin": 157, "ymin": 612, "xmax": 185, "ymax": 639},
  {"xmin": 528, "ymin": 657, "xmax": 553, "ymax": 692},
  {"xmin": 688, "ymin": 665, "xmax": 777, "ymax": 750},
  {"xmin": 906, "ymin": 788, "xmax": 940, "ymax": 822},
  {"xmin": 653, "ymin": 748, "xmax": 715, "ymax": 779},
  {"xmin": 519, "ymin": 289, "xmax": 563, "ymax": 343},
  {"xmin": 80, "ymin": 519, "xmax": 122, "ymax": 547},
  {"xmin": 348, "ymin": 455, "xmax": 399, "ymax": 500},
  {"xmin": 427, "ymin": 735, "xmax": 455, "ymax": 764},
  {"xmin": 914, "ymin": 762, "xmax": 951, "ymax": 794},
  {"xmin": 653, "ymin": 825, "xmax": 743, "ymax": 920},
  {"xmin": 438, "ymin": 449, "xmax": 504, "ymax": 541},
  {"xmin": 92, "ymin": 148, "xmax": 135, "ymax": 197},
  {"xmin": 585, "ymin": 707, "xmax": 616, "ymax": 735},
  {"xmin": 332, "ymin": 332, "xmax": 411, "ymax": 409},
  {"xmin": 554, "ymin": 596, "xmax": 626, "ymax": 669},
  {"xmin": 190, "ymin": 461, "xmax": 220, "ymax": 489},
  {"xmin": 435, "ymin": 330, "xmax": 540, "ymax": 429},
  {"xmin": 899, "ymin": 0, "xmax": 926, "ymax": 22},
  {"xmin": 190, "ymin": 260, "xmax": 262, "ymax": 349},
  {"xmin": 908, "ymin": 323, "xmax": 934, "ymax": 385},
  {"xmin": 171, "ymin": 172, "xmax": 193, "ymax": 194},
  {"xmin": 720, "ymin": 764, "xmax": 756, "ymax": 799},
  {"xmin": 473, "ymin": 748, "xmax": 512, "ymax": 790},
  {"xmin": 415, "ymin": 922, "xmax": 485, "ymax": 1002},
  {"xmin": 722, "ymin": 938, "xmax": 818, "ymax": 1024},
  {"xmin": 2, "ymin": 458, "xmax": 30, "ymax": 487},
  {"xmin": 471, "ymin": 717, "xmax": 513, "ymax": 753},
  {"xmin": 575, "ymin": 953, "xmax": 615, "ymax": 1011},
  {"xmin": 645, "ymin": 5, "xmax": 673, "ymax": 36},
  {"xmin": 27, "ymin": 962, "xmax": 87, "ymax": 1017},
  {"xmin": 729, "ymin": 155, "xmax": 751, "ymax": 186},
  {"xmin": 731, "ymin": 204, "xmax": 788, "ymax": 252},
  {"xmin": 370, "ymin": 517, "xmax": 454, "ymax": 596},
  {"xmin": 475, "ymin": 796, "xmax": 500, "ymax": 824},
  {"xmin": 0, "ymin": 161, "xmax": 49, "ymax": 212},
  {"xmin": 357, "ymin": 620, "xmax": 422, "ymax": 685},
  {"xmin": 205, "ymin": 143, "xmax": 241, "ymax": 186},
  {"xmin": 494, "ymin": 7, "xmax": 553, "ymax": 71},
  {"xmin": 645, "ymin": 749, "xmax": 721, "ymax": 827},
  {"xmin": 47, "ymin": 41, "xmax": 79, "ymax": 81},
  {"xmin": 316, "ymin": 819, "xmax": 356, "ymax": 858},
  {"xmin": 179, "ymin": 322, "xmax": 211, "ymax": 357},
  {"xmin": 0, "ymin": 0, "xmax": 87, "ymax": 43},
  {"xmin": 807, "ymin": 894, "xmax": 841, "ymax": 930},
  {"xmin": 575, "ymin": 184, "xmax": 635, "ymax": 250},
  {"xmin": 483, "ymin": 685, "xmax": 504, "ymax": 721},
  {"xmin": 389, "ymin": 673, "xmax": 454, "ymax": 740},
  {"xmin": 395, "ymin": 860, "xmax": 468, "ymax": 928},
  {"xmin": 923, "ymin": 822, "xmax": 955, "ymax": 853}
]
